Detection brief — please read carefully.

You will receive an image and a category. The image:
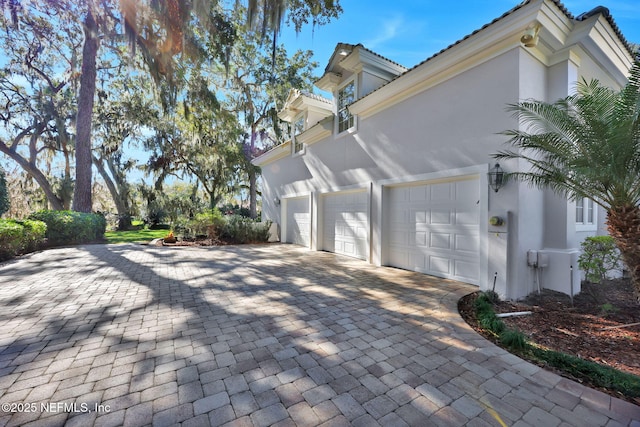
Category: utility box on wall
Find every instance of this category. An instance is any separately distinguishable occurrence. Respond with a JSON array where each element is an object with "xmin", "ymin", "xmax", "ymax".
[{"xmin": 539, "ymin": 249, "xmax": 581, "ymax": 297}]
